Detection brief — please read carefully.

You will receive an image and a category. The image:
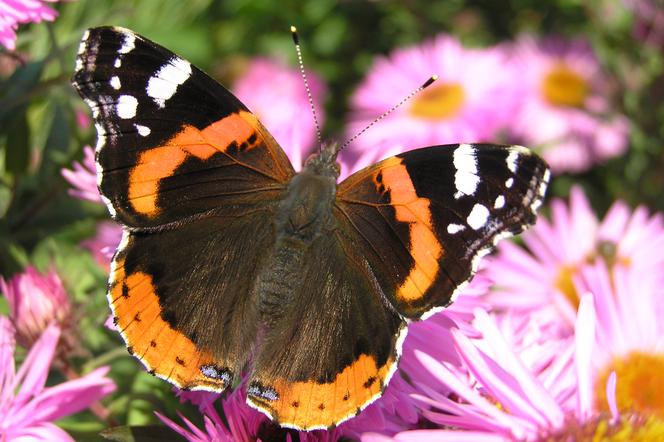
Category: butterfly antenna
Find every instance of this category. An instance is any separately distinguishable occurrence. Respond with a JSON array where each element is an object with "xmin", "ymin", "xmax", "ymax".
[
  {"xmin": 339, "ymin": 75, "xmax": 438, "ymax": 152},
  {"xmin": 291, "ymin": 25, "xmax": 323, "ymax": 150}
]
